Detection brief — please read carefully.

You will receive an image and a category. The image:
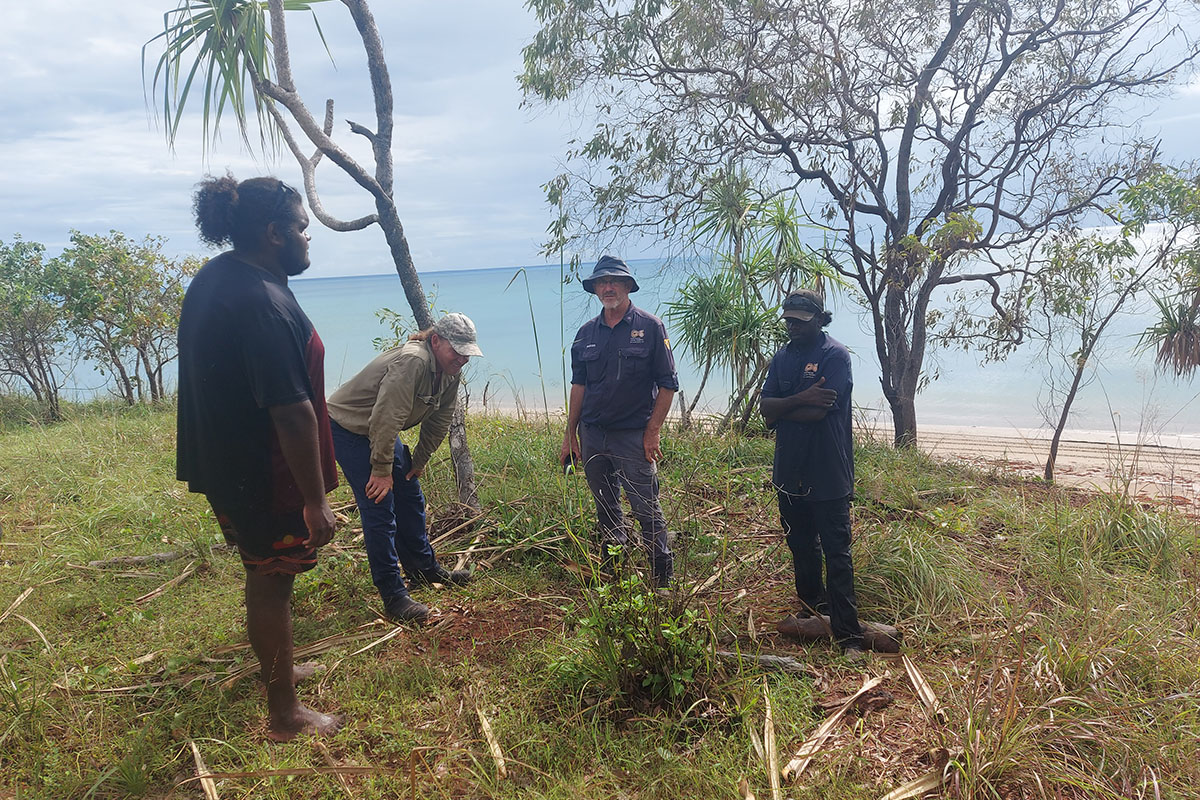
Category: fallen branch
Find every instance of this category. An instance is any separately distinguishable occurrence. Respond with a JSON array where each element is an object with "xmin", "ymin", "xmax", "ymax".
[
  {"xmin": 777, "ymin": 614, "xmax": 902, "ymax": 653},
  {"xmin": 902, "ymin": 655, "xmax": 946, "ymax": 722},
  {"xmin": 476, "ymin": 705, "xmax": 508, "ymax": 779},
  {"xmin": 430, "ymin": 511, "xmax": 489, "ymax": 548},
  {"xmin": 220, "ymin": 621, "xmax": 397, "ymax": 689},
  {"xmin": 89, "ymin": 551, "xmax": 184, "ymax": 568},
  {"xmin": 762, "ymin": 679, "xmax": 781, "ymax": 800},
  {"xmin": 67, "ymin": 564, "xmax": 163, "ymax": 579},
  {"xmin": 189, "ymin": 741, "xmax": 220, "ymax": 800},
  {"xmin": 453, "ymin": 530, "xmax": 488, "ymax": 572},
  {"xmin": 315, "ymin": 741, "xmax": 355, "ymax": 799},
  {"xmin": 782, "ymin": 674, "xmax": 885, "ymax": 782},
  {"xmin": 716, "ymin": 650, "xmax": 817, "ymax": 679},
  {"xmin": 135, "ymin": 561, "xmax": 197, "ymax": 605},
  {"xmin": 0, "ymin": 586, "xmax": 33, "ymax": 625}
]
